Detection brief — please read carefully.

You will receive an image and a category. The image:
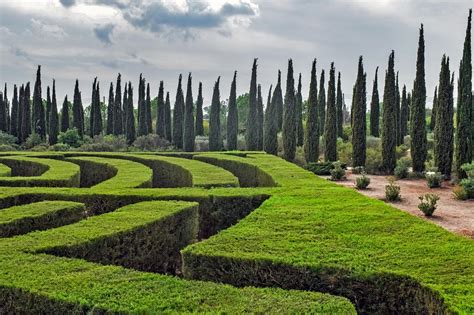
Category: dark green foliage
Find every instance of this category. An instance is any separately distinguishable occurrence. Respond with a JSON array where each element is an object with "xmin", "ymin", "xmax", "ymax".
[
  {"xmin": 90, "ymin": 78, "xmax": 102, "ymax": 137},
  {"xmin": 382, "ymin": 51, "xmax": 397, "ymax": 173},
  {"xmin": 455, "ymin": 9, "xmax": 472, "ymax": 179},
  {"xmin": 106, "ymin": 82, "xmax": 114, "ymax": 135},
  {"xmin": 125, "ymin": 82, "xmax": 136, "ymax": 144},
  {"xmin": 195, "ymin": 82, "xmax": 204, "ymax": 136},
  {"xmin": 410, "ymin": 24, "xmax": 428, "ymax": 173},
  {"xmin": 60, "ymin": 96, "xmax": 69, "ymax": 133},
  {"xmin": 274, "ymin": 70, "xmax": 283, "ymax": 132},
  {"xmin": 434, "ymin": 55, "xmax": 454, "ymax": 178},
  {"xmin": 296, "ymin": 73, "xmax": 304, "ymax": 146},
  {"xmin": 282, "ymin": 59, "xmax": 297, "ymax": 161},
  {"xmin": 0, "ymin": 92, "xmax": 6, "ymax": 133},
  {"xmin": 137, "ymin": 75, "xmax": 148, "ymax": 137},
  {"xmin": 165, "ymin": 92, "xmax": 172, "ymax": 142},
  {"xmin": 10, "ymin": 85, "xmax": 18, "ymax": 138},
  {"xmin": 263, "ymin": 84, "xmax": 277, "ymax": 155},
  {"xmin": 45, "ymin": 86, "xmax": 51, "ymax": 136},
  {"xmin": 400, "ymin": 85, "xmax": 409, "ymax": 140},
  {"xmin": 336, "ymin": 72, "xmax": 344, "ymax": 138},
  {"xmin": 304, "ymin": 59, "xmax": 319, "ymax": 162},
  {"xmin": 209, "ymin": 77, "xmax": 222, "ymax": 151},
  {"xmin": 156, "ymin": 81, "xmax": 165, "ymax": 138},
  {"xmin": 352, "ymin": 56, "xmax": 367, "ymax": 167},
  {"xmin": 246, "ymin": 58, "xmax": 258, "ymax": 150},
  {"xmin": 430, "ymin": 87, "xmax": 438, "ymax": 131},
  {"xmin": 72, "ymin": 80, "xmax": 84, "ymax": 137},
  {"xmin": 306, "ymin": 161, "xmax": 347, "ymax": 175},
  {"xmin": 407, "ymin": 92, "xmax": 412, "ymax": 124},
  {"xmin": 395, "ymin": 72, "xmax": 402, "ymax": 145},
  {"xmin": 325, "ymin": 62, "xmax": 337, "ymax": 162},
  {"xmin": 227, "ymin": 71, "xmax": 238, "ymax": 150},
  {"xmin": 49, "ymin": 80, "xmax": 59, "ymax": 145},
  {"xmin": 3, "ymin": 84, "xmax": 9, "ymax": 133},
  {"xmin": 32, "ymin": 65, "xmax": 46, "ymax": 140},
  {"xmin": 318, "ymin": 70, "xmax": 326, "ymax": 135},
  {"xmin": 256, "ymin": 84, "xmax": 264, "ymax": 150},
  {"xmin": 370, "ymin": 67, "xmax": 380, "ymax": 137},
  {"xmin": 114, "ymin": 74, "xmax": 123, "ymax": 136},
  {"xmin": 146, "ymin": 83, "xmax": 152, "ymax": 134},
  {"xmin": 183, "ymin": 73, "xmax": 195, "ymax": 152},
  {"xmin": 172, "ymin": 74, "xmax": 184, "ymax": 148}
]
